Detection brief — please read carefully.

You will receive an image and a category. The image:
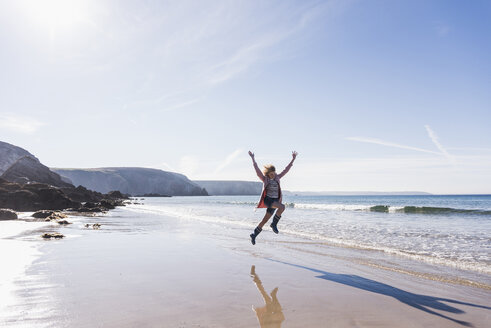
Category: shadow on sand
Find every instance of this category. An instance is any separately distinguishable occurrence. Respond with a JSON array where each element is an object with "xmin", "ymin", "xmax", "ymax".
[{"xmin": 267, "ymin": 258, "xmax": 490, "ymax": 327}]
